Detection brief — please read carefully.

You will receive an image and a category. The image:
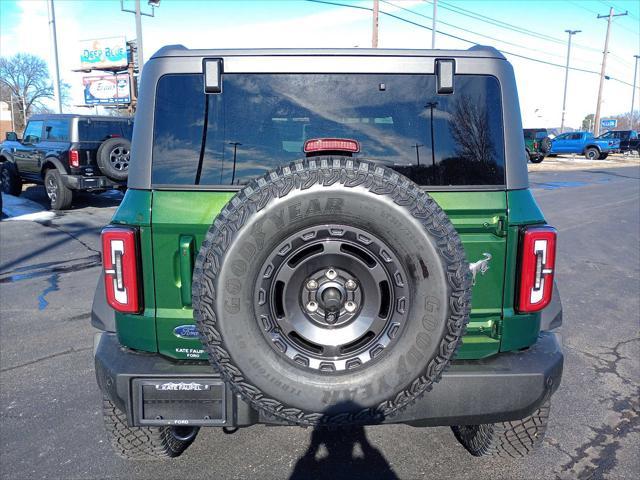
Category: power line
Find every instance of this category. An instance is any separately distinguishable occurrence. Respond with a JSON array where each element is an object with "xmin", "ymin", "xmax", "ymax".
[
  {"xmin": 381, "ymin": 0, "xmax": 585, "ymax": 64},
  {"xmin": 432, "ymin": 0, "xmax": 604, "ymax": 55},
  {"xmin": 305, "ymin": 0, "xmax": 639, "ymax": 88}
]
